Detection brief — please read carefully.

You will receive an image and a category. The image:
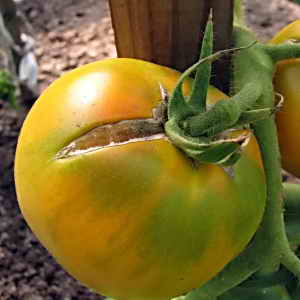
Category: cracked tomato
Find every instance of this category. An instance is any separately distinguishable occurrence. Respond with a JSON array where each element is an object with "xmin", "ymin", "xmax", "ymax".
[{"xmin": 15, "ymin": 58, "xmax": 266, "ymax": 300}]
